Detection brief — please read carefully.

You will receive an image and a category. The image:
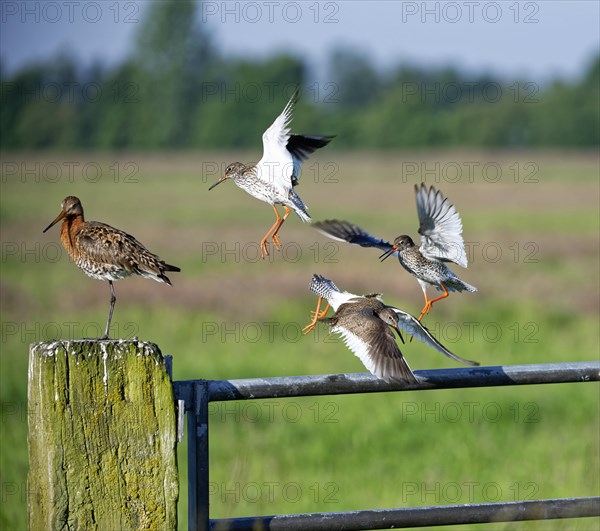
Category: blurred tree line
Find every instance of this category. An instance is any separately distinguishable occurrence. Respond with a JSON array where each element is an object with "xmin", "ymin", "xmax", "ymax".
[{"xmin": 1, "ymin": 0, "xmax": 598, "ymax": 150}]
